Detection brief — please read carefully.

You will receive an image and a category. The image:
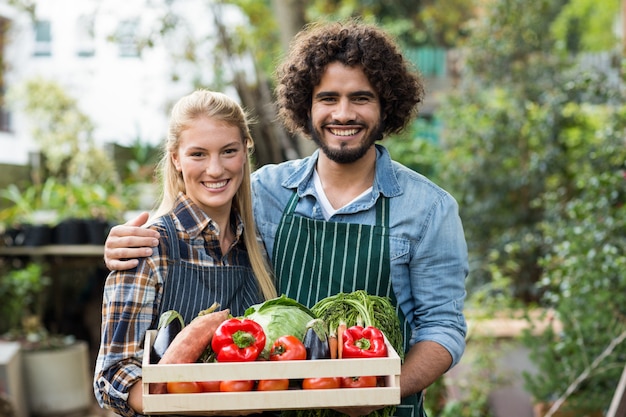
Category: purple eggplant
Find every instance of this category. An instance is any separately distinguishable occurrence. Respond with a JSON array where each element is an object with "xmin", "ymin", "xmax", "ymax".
[
  {"xmin": 150, "ymin": 310, "xmax": 184, "ymax": 364},
  {"xmin": 302, "ymin": 318, "xmax": 330, "ymax": 360}
]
